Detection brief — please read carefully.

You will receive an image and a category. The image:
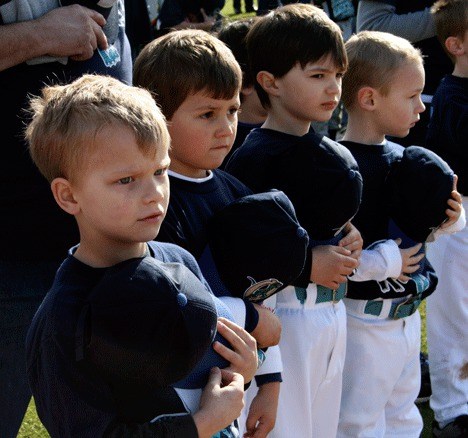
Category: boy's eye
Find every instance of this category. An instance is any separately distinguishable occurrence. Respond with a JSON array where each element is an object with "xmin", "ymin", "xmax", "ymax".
[
  {"xmin": 228, "ymin": 107, "xmax": 239, "ymax": 116},
  {"xmin": 201, "ymin": 111, "xmax": 214, "ymax": 119},
  {"xmin": 336, "ymin": 72, "xmax": 344, "ymax": 79},
  {"xmin": 154, "ymin": 168, "xmax": 167, "ymax": 176},
  {"xmin": 118, "ymin": 176, "xmax": 134, "ymax": 185},
  {"xmin": 311, "ymin": 74, "xmax": 324, "ymax": 79}
]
